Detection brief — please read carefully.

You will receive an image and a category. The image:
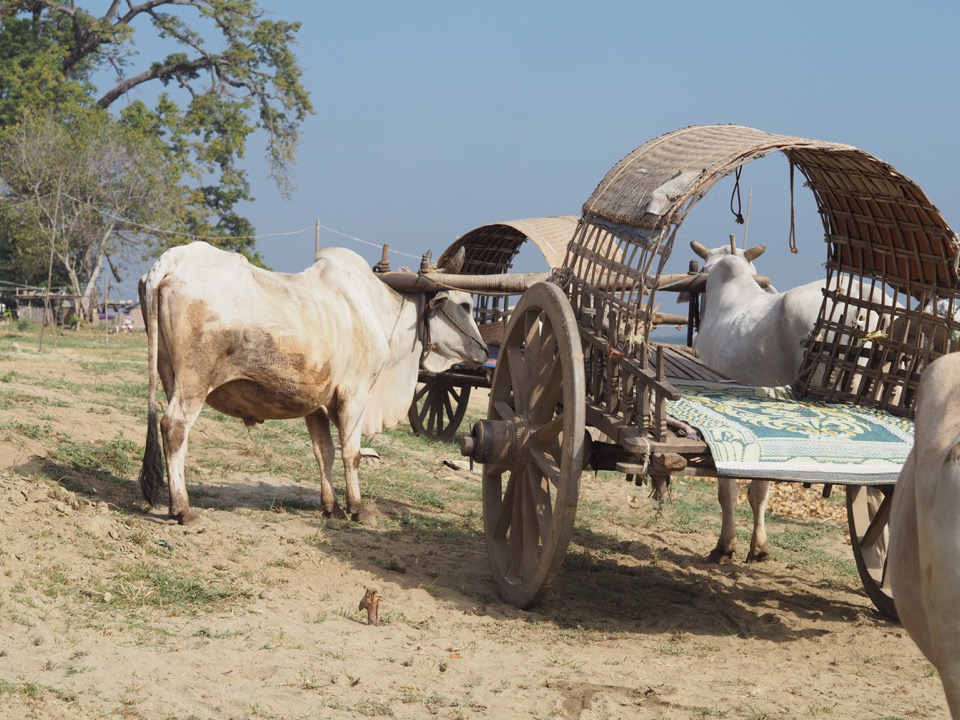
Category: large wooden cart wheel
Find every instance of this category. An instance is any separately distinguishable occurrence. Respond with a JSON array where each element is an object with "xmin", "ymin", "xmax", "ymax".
[
  {"xmin": 846, "ymin": 484, "xmax": 897, "ymax": 619},
  {"xmin": 408, "ymin": 377, "xmax": 471, "ymax": 441},
  {"xmin": 460, "ymin": 282, "xmax": 586, "ymax": 609}
]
